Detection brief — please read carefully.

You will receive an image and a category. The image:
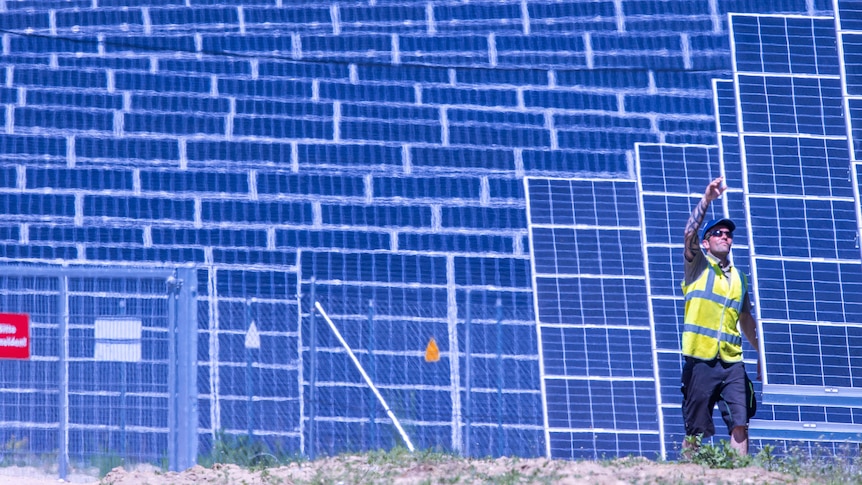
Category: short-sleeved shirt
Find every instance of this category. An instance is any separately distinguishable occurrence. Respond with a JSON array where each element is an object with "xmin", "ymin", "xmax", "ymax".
[{"xmin": 684, "ymin": 249, "xmax": 752, "ymax": 314}]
